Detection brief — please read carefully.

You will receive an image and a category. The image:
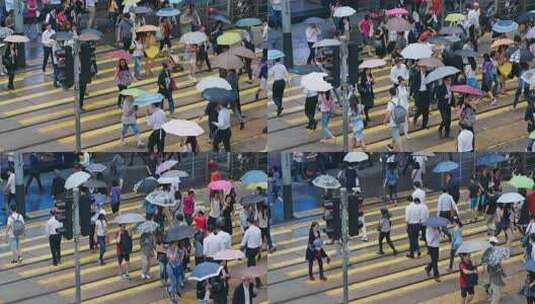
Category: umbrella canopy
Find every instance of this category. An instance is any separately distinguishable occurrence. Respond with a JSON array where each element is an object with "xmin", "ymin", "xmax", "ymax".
[
  {"xmin": 517, "ymin": 10, "xmax": 535, "ymax": 23},
  {"xmin": 439, "ymin": 26, "xmax": 464, "ymax": 35},
  {"xmin": 425, "ymin": 66, "xmax": 460, "ymax": 84},
  {"xmin": 453, "ymin": 48, "xmax": 477, "ymax": 58},
  {"xmin": 482, "ymin": 246, "xmax": 510, "ymax": 266},
  {"xmin": 0, "ymin": 27, "xmax": 13, "ymax": 39},
  {"xmin": 213, "ymin": 52, "xmax": 243, "ymax": 70},
  {"xmin": 412, "ymin": 151, "xmax": 435, "ymax": 157},
  {"xmin": 64, "ymin": 171, "xmax": 91, "ymax": 190},
  {"xmin": 433, "ymin": 161, "xmax": 459, "ymax": 173},
  {"xmin": 162, "ymin": 170, "xmax": 189, "ymax": 178},
  {"xmin": 300, "ymin": 72, "xmax": 332, "ymax": 92},
  {"xmin": 385, "ymin": 7, "xmax": 408, "ymax": 16},
  {"xmin": 202, "ymin": 87, "xmax": 236, "ymax": 104},
  {"xmin": 112, "ymin": 213, "xmax": 145, "ymax": 224},
  {"xmin": 210, "ymin": 14, "xmax": 231, "ymax": 24},
  {"xmin": 417, "ymin": 57, "xmax": 444, "ymax": 68},
  {"xmin": 133, "ymin": 93, "xmax": 164, "ymax": 107},
  {"xmin": 491, "ymin": 38, "xmax": 515, "ymax": 49},
  {"xmin": 156, "ymin": 7, "xmax": 179, "ymax": 17},
  {"xmin": 386, "ymin": 17, "xmax": 412, "ymax": 32},
  {"xmin": 189, "ymin": 262, "xmax": 223, "ymax": 281},
  {"xmin": 343, "ymin": 152, "xmax": 369, "ymax": 163},
  {"xmin": 508, "ymin": 175, "xmax": 535, "ymax": 189},
  {"xmin": 80, "ymin": 28, "xmax": 103, "ymax": 37},
  {"xmin": 51, "ymin": 31, "xmax": 74, "ymax": 41},
  {"xmin": 246, "ymin": 182, "xmax": 267, "ymax": 190},
  {"xmin": 525, "ymin": 260, "xmax": 535, "ymax": 272},
  {"xmin": 208, "ymin": 180, "xmax": 233, "ymax": 191},
  {"xmin": 312, "ymin": 39, "xmax": 342, "ymax": 48},
  {"xmin": 530, "ymin": 130, "xmax": 535, "ymax": 140},
  {"xmin": 83, "ymin": 179, "xmax": 107, "ymax": 189},
  {"xmin": 196, "ymin": 77, "xmax": 231, "ymax": 92},
  {"xmin": 156, "ymin": 160, "xmax": 178, "ymax": 175},
  {"xmin": 133, "ymin": 177, "xmax": 159, "ymax": 193},
  {"xmin": 86, "ymin": 163, "xmax": 107, "ymax": 173},
  {"xmin": 497, "ymin": 192, "xmax": 525, "ymax": 204},
  {"xmin": 120, "ymin": 88, "xmax": 147, "ymax": 97},
  {"xmin": 493, "ymin": 20, "xmax": 519, "ymax": 33},
  {"xmin": 456, "ymin": 240, "xmax": 491, "ymax": 255},
  {"xmin": 162, "ymin": 119, "xmax": 204, "ymax": 137},
  {"xmin": 229, "ymin": 46, "xmax": 256, "ymax": 59},
  {"xmin": 510, "ymin": 48, "xmax": 534, "ymax": 63},
  {"xmin": 215, "ymin": 249, "xmax": 245, "ymax": 261},
  {"xmin": 478, "ymin": 153, "xmax": 507, "ymax": 166},
  {"xmin": 303, "ymin": 17, "xmax": 324, "ymax": 25},
  {"xmin": 136, "ymin": 24, "xmax": 160, "ymax": 32},
  {"xmin": 312, "ymin": 174, "xmax": 341, "ymax": 189},
  {"xmin": 359, "ymin": 59, "xmax": 386, "ymax": 69},
  {"xmin": 79, "ymin": 33, "xmax": 101, "ymax": 42},
  {"xmin": 445, "ymin": 13, "xmax": 466, "ymax": 23},
  {"xmin": 267, "ymin": 49, "xmax": 285, "ymax": 60},
  {"xmin": 289, "ymin": 64, "xmax": 323, "ymax": 75},
  {"xmin": 451, "ymin": 84, "xmax": 484, "ymax": 96},
  {"xmin": 106, "ymin": 49, "xmax": 132, "ymax": 60},
  {"xmin": 401, "ymin": 43, "xmax": 433, "ymax": 60},
  {"xmin": 240, "ymin": 170, "xmax": 268, "ymax": 184},
  {"xmin": 180, "ymin": 31, "xmax": 207, "ymax": 44},
  {"xmin": 238, "ymin": 265, "xmax": 267, "ymax": 278},
  {"xmin": 135, "ymin": 6, "xmax": 152, "ymax": 14},
  {"xmin": 217, "ymin": 32, "xmax": 242, "ymax": 46},
  {"xmin": 240, "ymin": 193, "xmax": 266, "ymax": 206},
  {"xmin": 4, "ymin": 35, "xmax": 29, "ymax": 43},
  {"xmin": 235, "ymin": 18, "xmax": 262, "ymax": 27},
  {"xmin": 522, "ymin": 69, "xmax": 535, "ymax": 85},
  {"xmin": 423, "ymin": 216, "xmax": 450, "ymax": 227},
  {"xmin": 333, "ymin": 6, "xmax": 356, "ymax": 17},
  {"xmin": 164, "ymin": 224, "xmax": 196, "ymax": 242},
  {"xmin": 136, "ymin": 221, "xmax": 159, "ymax": 234},
  {"xmin": 146, "ymin": 191, "xmax": 176, "ymax": 207},
  {"xmin": 158, "ymin": 176, "xmax": 181, "ymax": 184}
]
